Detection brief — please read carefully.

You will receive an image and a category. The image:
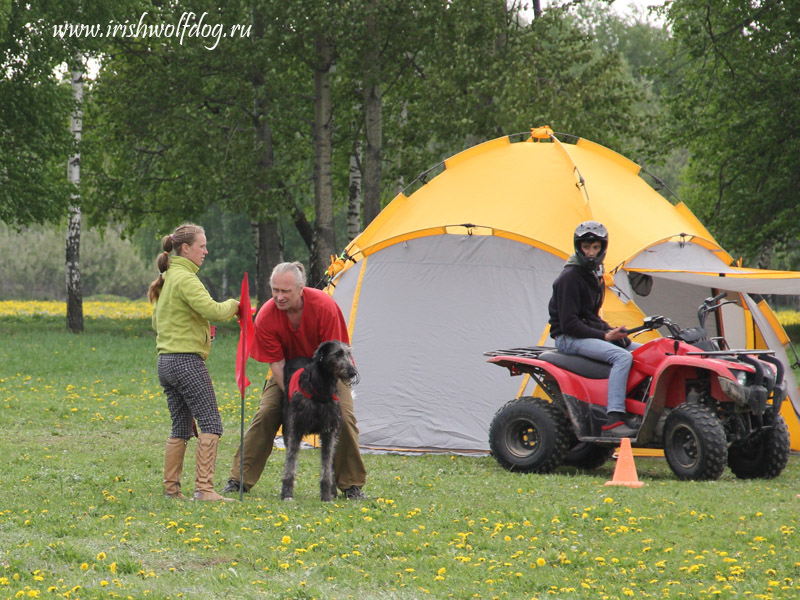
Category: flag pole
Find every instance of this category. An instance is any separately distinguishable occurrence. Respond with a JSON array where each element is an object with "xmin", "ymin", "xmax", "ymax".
[
  {"xmin": 239, "ymin": 329, "xmax": 245, "ymax": 503},
  {"xmin": 235, "ymin": 272, "xmax": 253, "ymax": 503}
]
